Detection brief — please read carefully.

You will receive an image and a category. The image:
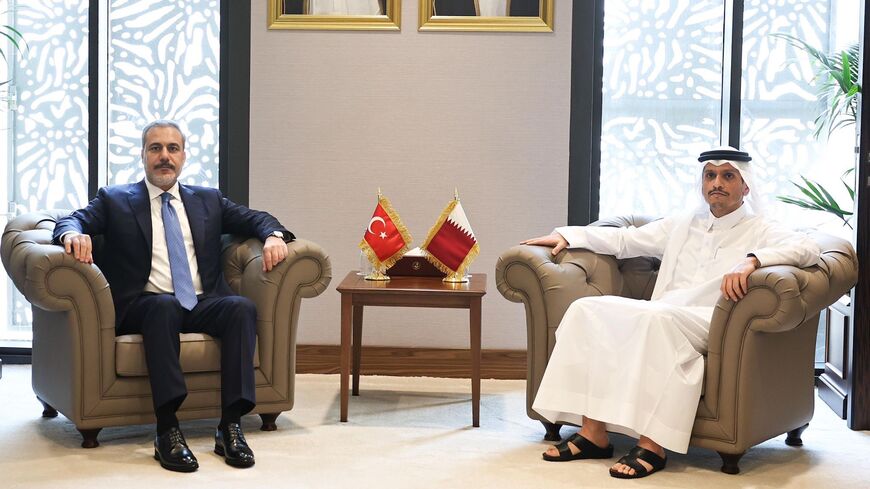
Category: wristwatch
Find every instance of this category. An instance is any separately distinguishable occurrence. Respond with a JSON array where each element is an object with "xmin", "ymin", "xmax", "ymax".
[{"xmin": 270, "ymin": 231, "xmax": 285, "ymax": 240}]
